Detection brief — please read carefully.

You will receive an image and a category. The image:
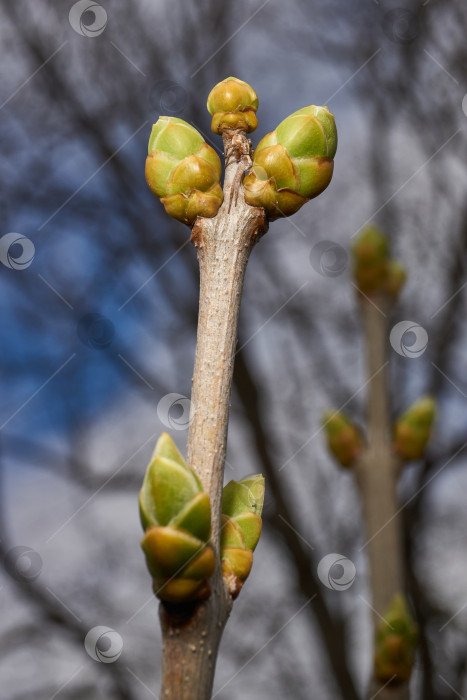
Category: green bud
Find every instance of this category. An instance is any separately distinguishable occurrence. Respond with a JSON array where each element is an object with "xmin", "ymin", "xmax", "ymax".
[
  {"xmin": 234, "ymin": 512, "xmax": 262, "ymax": 551},
  {"xmin": 145, "ymin": 117, "xmax": 223, "ymax": 225},
  {"xmin": 323, "ymin": 411, "xmax": 362, "ymax": 467},
  {"xmin": 394, "ymin": 397, "xmax": 436, "ymax": 461},
  {"xmin": 139, "ymin": 454, "xmax": 200, "ymax": 527},
  {"xmin": 220, "ymin": 475, "xmax": 265, "ymax": 598},
  {"xmin": 220, "ymin": 514, "xmax": 246, "ymax": 548},
  {"xmin": 141, "ymin": 526, "xmax": 205, "ymax": 577},
  {"xmin": 384, "ymin": 260, "xmax": 407, "ymax": 300},
  {"xmin": 139, "ymin": 433, "xmax": 214, "ymax": 602},
  {"xmin": 221, "ymin": 547, "xmax": 253, "ymax": 598},
  {"xmin": 170, "ymin": 492, "xmax": 211, "ymax": 542},
  {"xmin": 374, "ymin": 594, "xmax": 418, "ymax": 685},
  {"xmin": 239, "ymin": 474, "xmax": 265, "ymax": 513},
  {"xmin": 155, "ymin": 578, "xmax": 211, "ymax": 604},
  {"xmin": 244, "ymin": 105, "xmax": 337, "ymax": 220},
  {"xmin": 207, "ymin": 77, "xmax": 258, "ymax": 134},
  {"xmin": 352, "ymin": 225, "xmax": 390, "ymax": 295},
  {"xmin": 222, "ymin": 477, "xmax": 259, "ymax": 517}
]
